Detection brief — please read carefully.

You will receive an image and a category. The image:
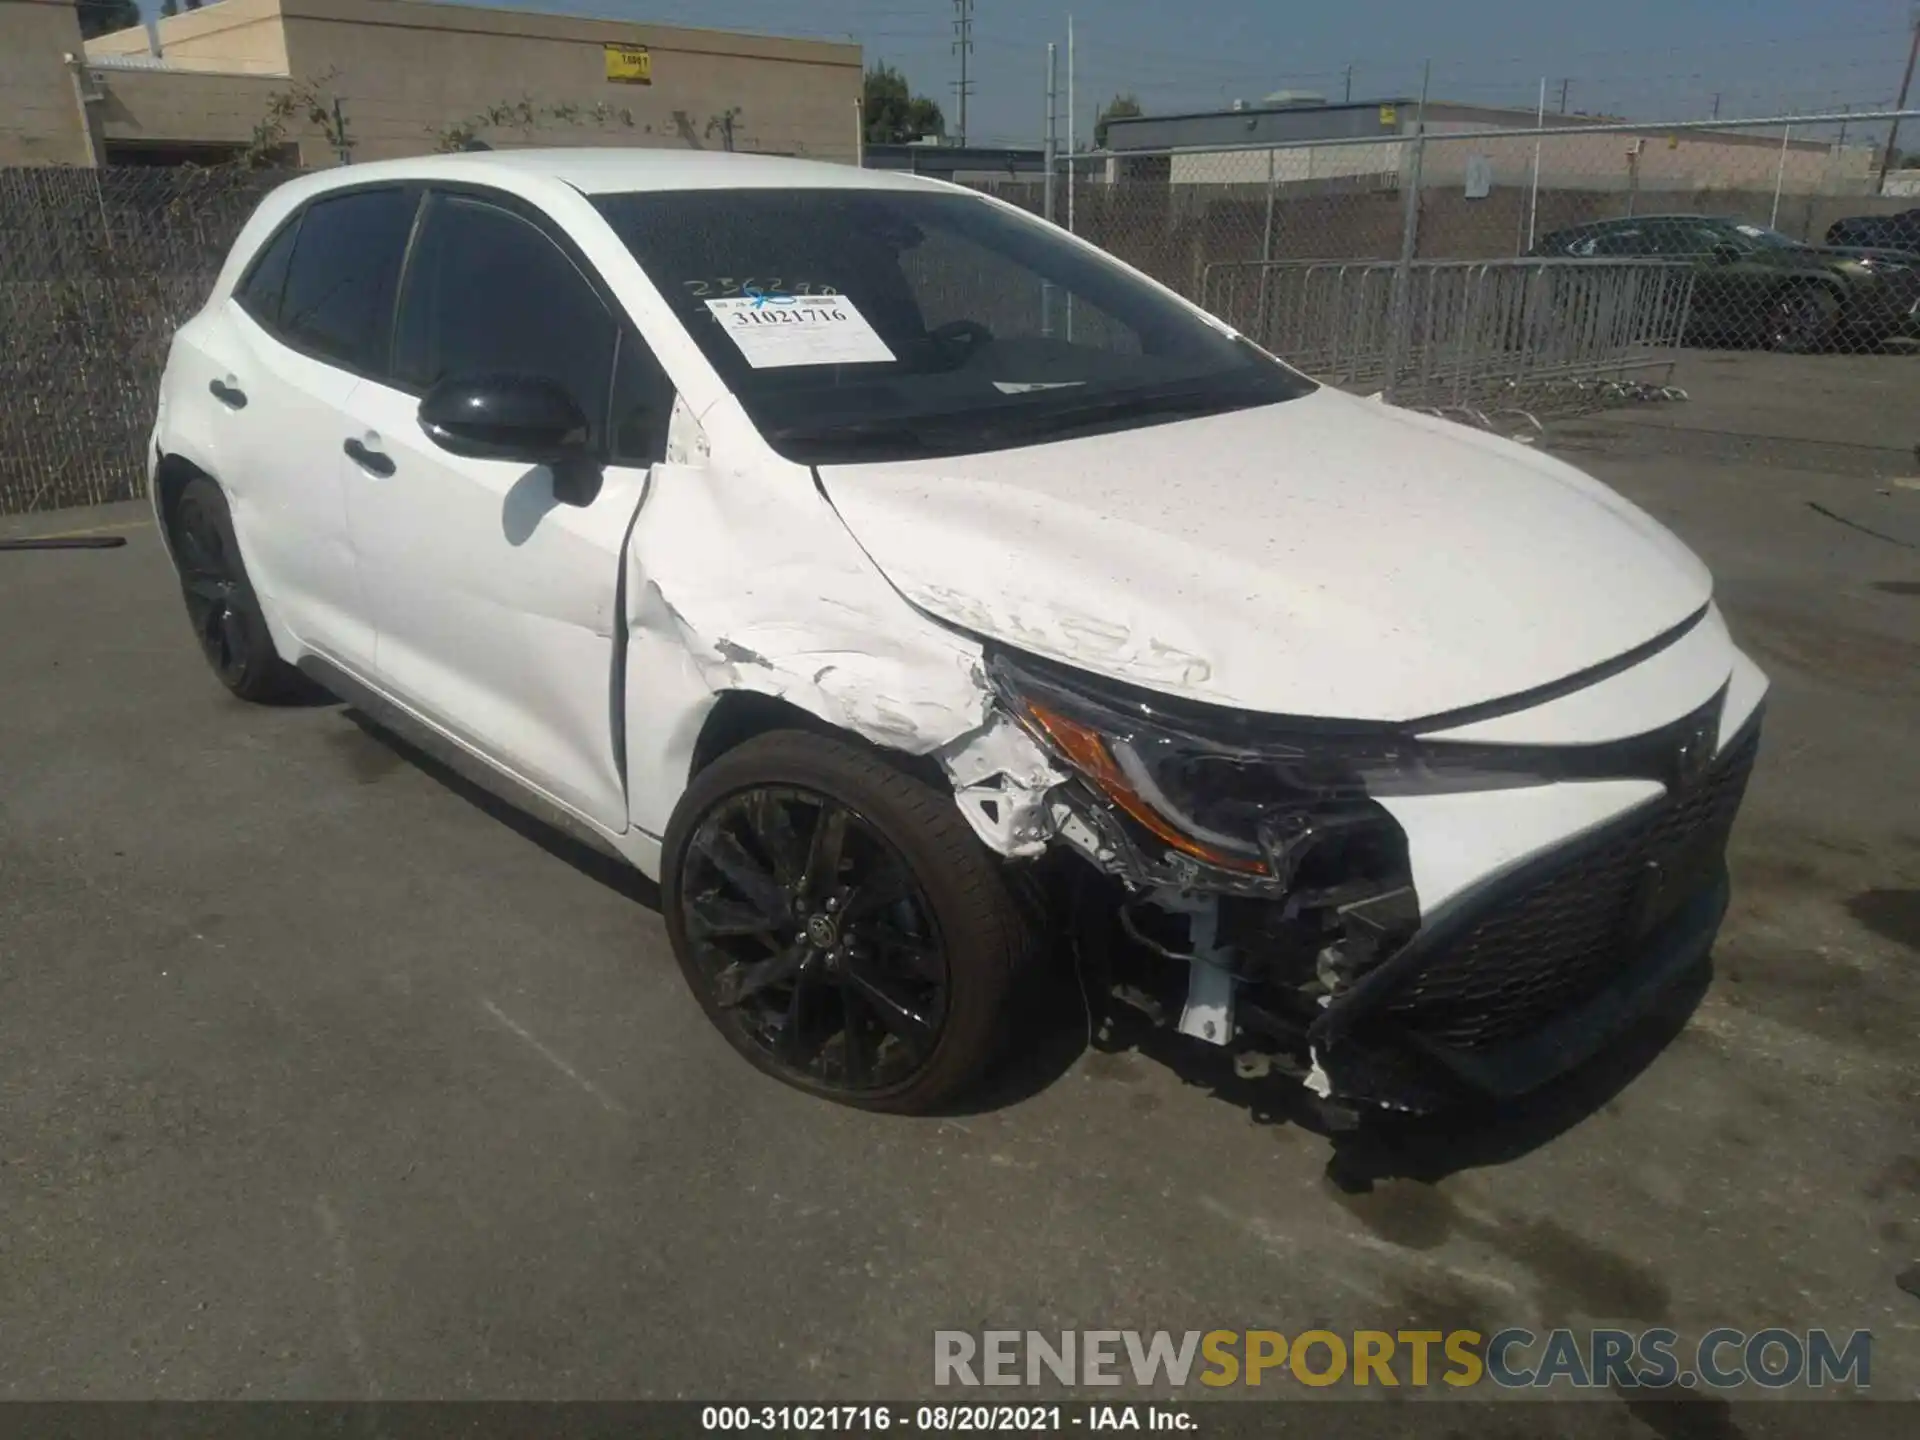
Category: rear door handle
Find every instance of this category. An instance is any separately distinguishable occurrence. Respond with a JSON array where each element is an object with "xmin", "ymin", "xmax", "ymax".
[
  {"xmin": 208, "ymin": 379, "xmax": 247, "ymax": 409},
  {"xmin": 342, "ymin": 437, "xmax": 396, "ymax": 478}
]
